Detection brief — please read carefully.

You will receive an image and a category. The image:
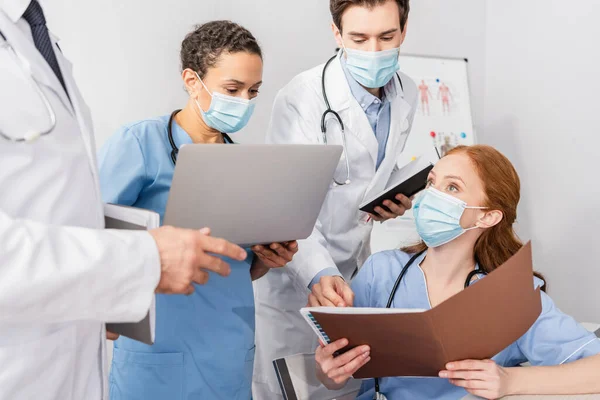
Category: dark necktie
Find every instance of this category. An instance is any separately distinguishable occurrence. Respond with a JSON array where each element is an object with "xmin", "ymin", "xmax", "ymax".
[{"xmin": 22, "ymin": 0, "xmax": 69, "ymax": 98}]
